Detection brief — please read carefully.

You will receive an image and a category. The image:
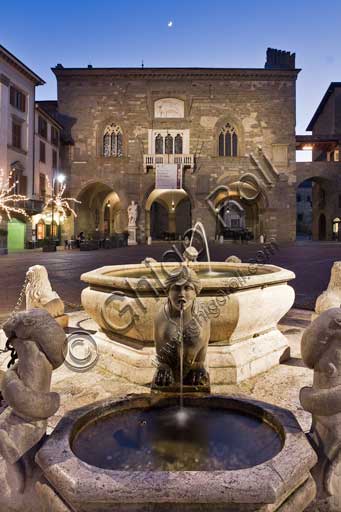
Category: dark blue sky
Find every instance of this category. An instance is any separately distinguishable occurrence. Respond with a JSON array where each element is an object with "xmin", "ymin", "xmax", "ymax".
[{"xmin": 2, "ymin": 0, "xmax": 340, "ymax": 133}]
